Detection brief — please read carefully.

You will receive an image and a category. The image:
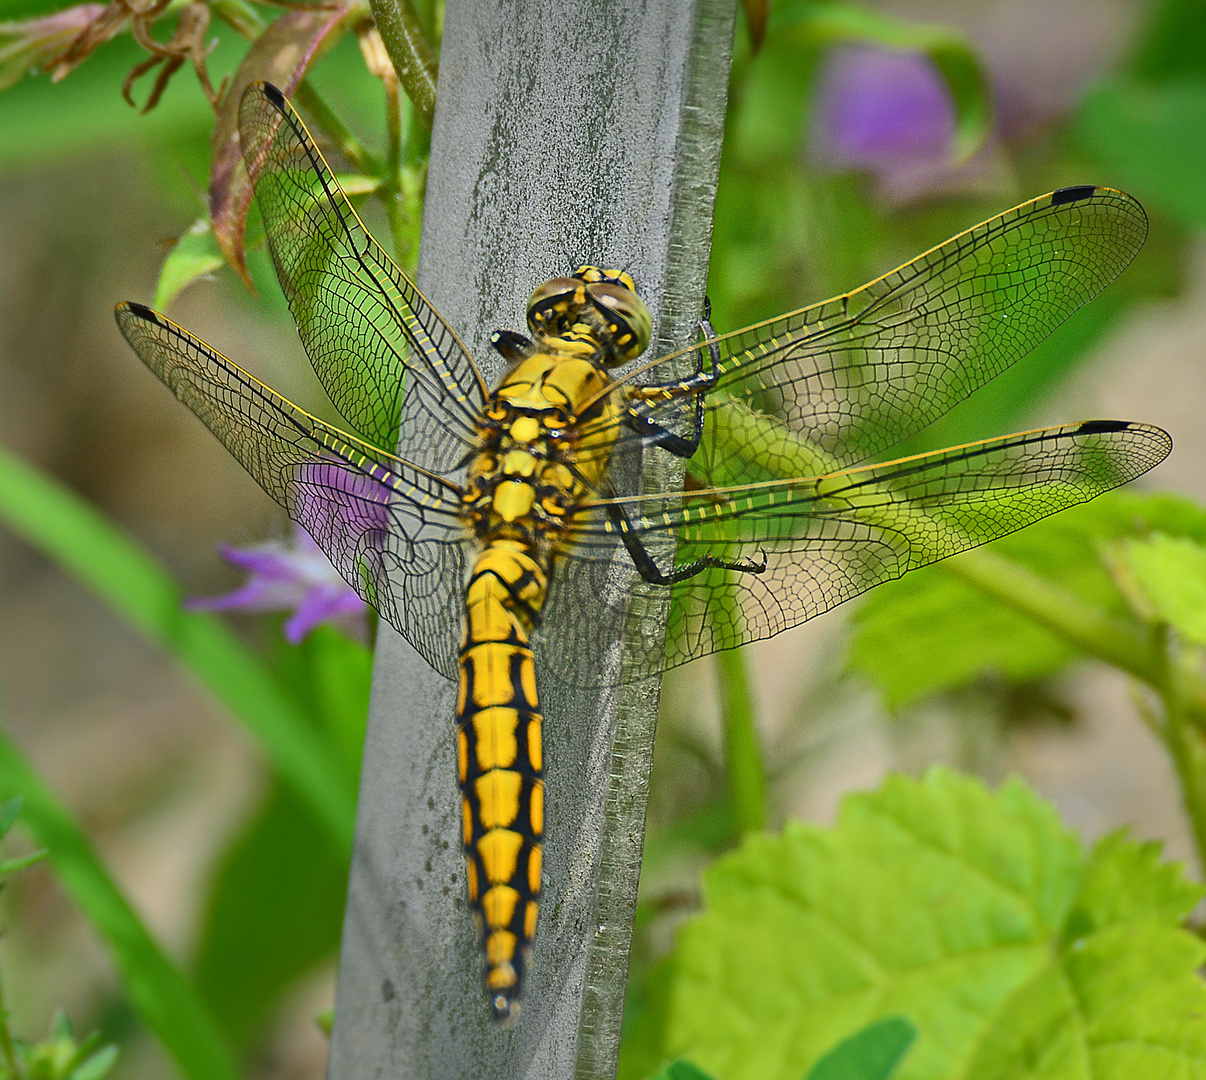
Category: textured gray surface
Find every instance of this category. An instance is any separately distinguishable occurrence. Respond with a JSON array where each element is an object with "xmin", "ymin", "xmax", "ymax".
[{"xmin": 326, "ymin": 1, "xmax": 736, "ymax": 1076}]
